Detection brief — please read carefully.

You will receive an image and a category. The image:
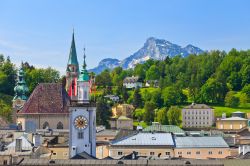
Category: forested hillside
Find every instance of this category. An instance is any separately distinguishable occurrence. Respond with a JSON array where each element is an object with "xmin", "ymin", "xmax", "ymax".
[{"xmin": 95, "ymin": 49, "xmax": 250, "ymax": 126}]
